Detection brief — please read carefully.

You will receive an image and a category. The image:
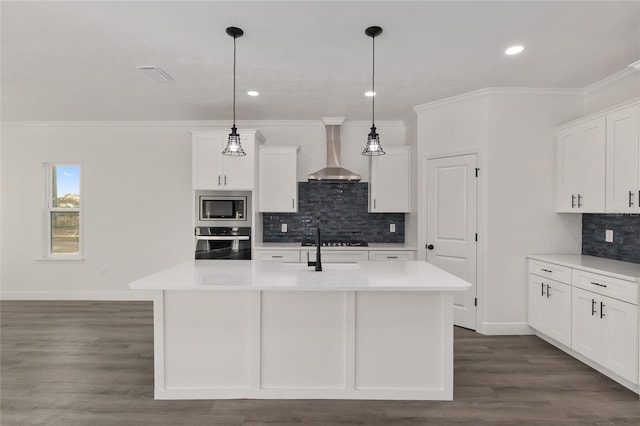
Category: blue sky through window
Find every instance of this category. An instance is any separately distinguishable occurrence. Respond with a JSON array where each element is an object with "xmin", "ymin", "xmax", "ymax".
[{"xmin": 56, "ymin": 165, "xmax": 80, "ymax": 195}]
